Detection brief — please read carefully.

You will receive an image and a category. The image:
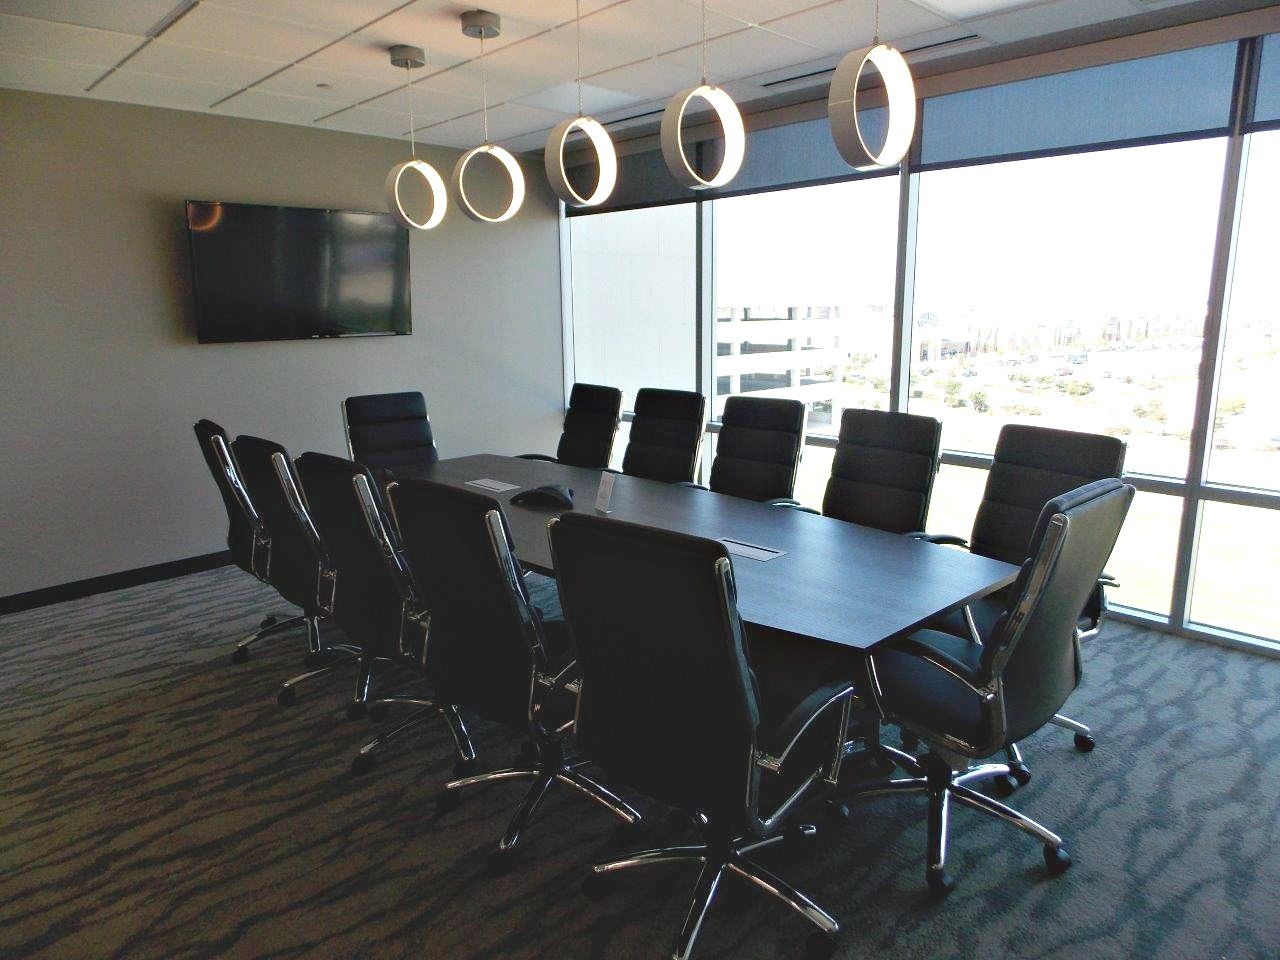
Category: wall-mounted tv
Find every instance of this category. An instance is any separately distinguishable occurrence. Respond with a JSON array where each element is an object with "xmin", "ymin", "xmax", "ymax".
[{"xmin": 186, "ymin": 200, "xmax": 411, "ymax": 344}]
